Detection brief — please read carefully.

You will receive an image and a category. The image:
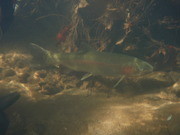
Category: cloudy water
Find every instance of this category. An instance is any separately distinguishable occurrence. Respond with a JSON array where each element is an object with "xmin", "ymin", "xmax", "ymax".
[{"xmin": 0, "ymin": 0, "xmax": 180, "ymax": 135}]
